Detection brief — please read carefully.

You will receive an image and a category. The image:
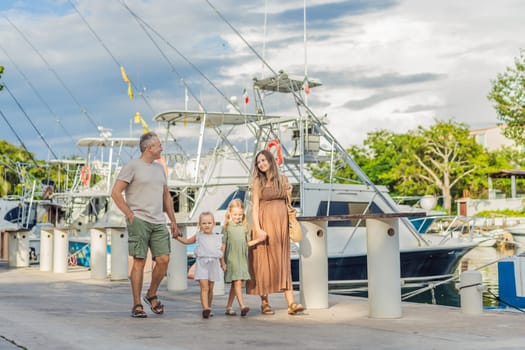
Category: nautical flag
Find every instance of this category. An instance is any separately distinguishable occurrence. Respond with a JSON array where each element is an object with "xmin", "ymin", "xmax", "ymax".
[
  {"xmin": 303, "ymin": 76, "xmax": 310, "ymax": 95},
  {"xmin": 243, "ymin": 88, "xmax": 249, "ymax": 104},
  {"xmin": 120, "ymin": 66, "xmax": 134, "ymax": 100},
  {"xmin": 120, "ymin": 66, "xmax": 130, "ymax": 83}
]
